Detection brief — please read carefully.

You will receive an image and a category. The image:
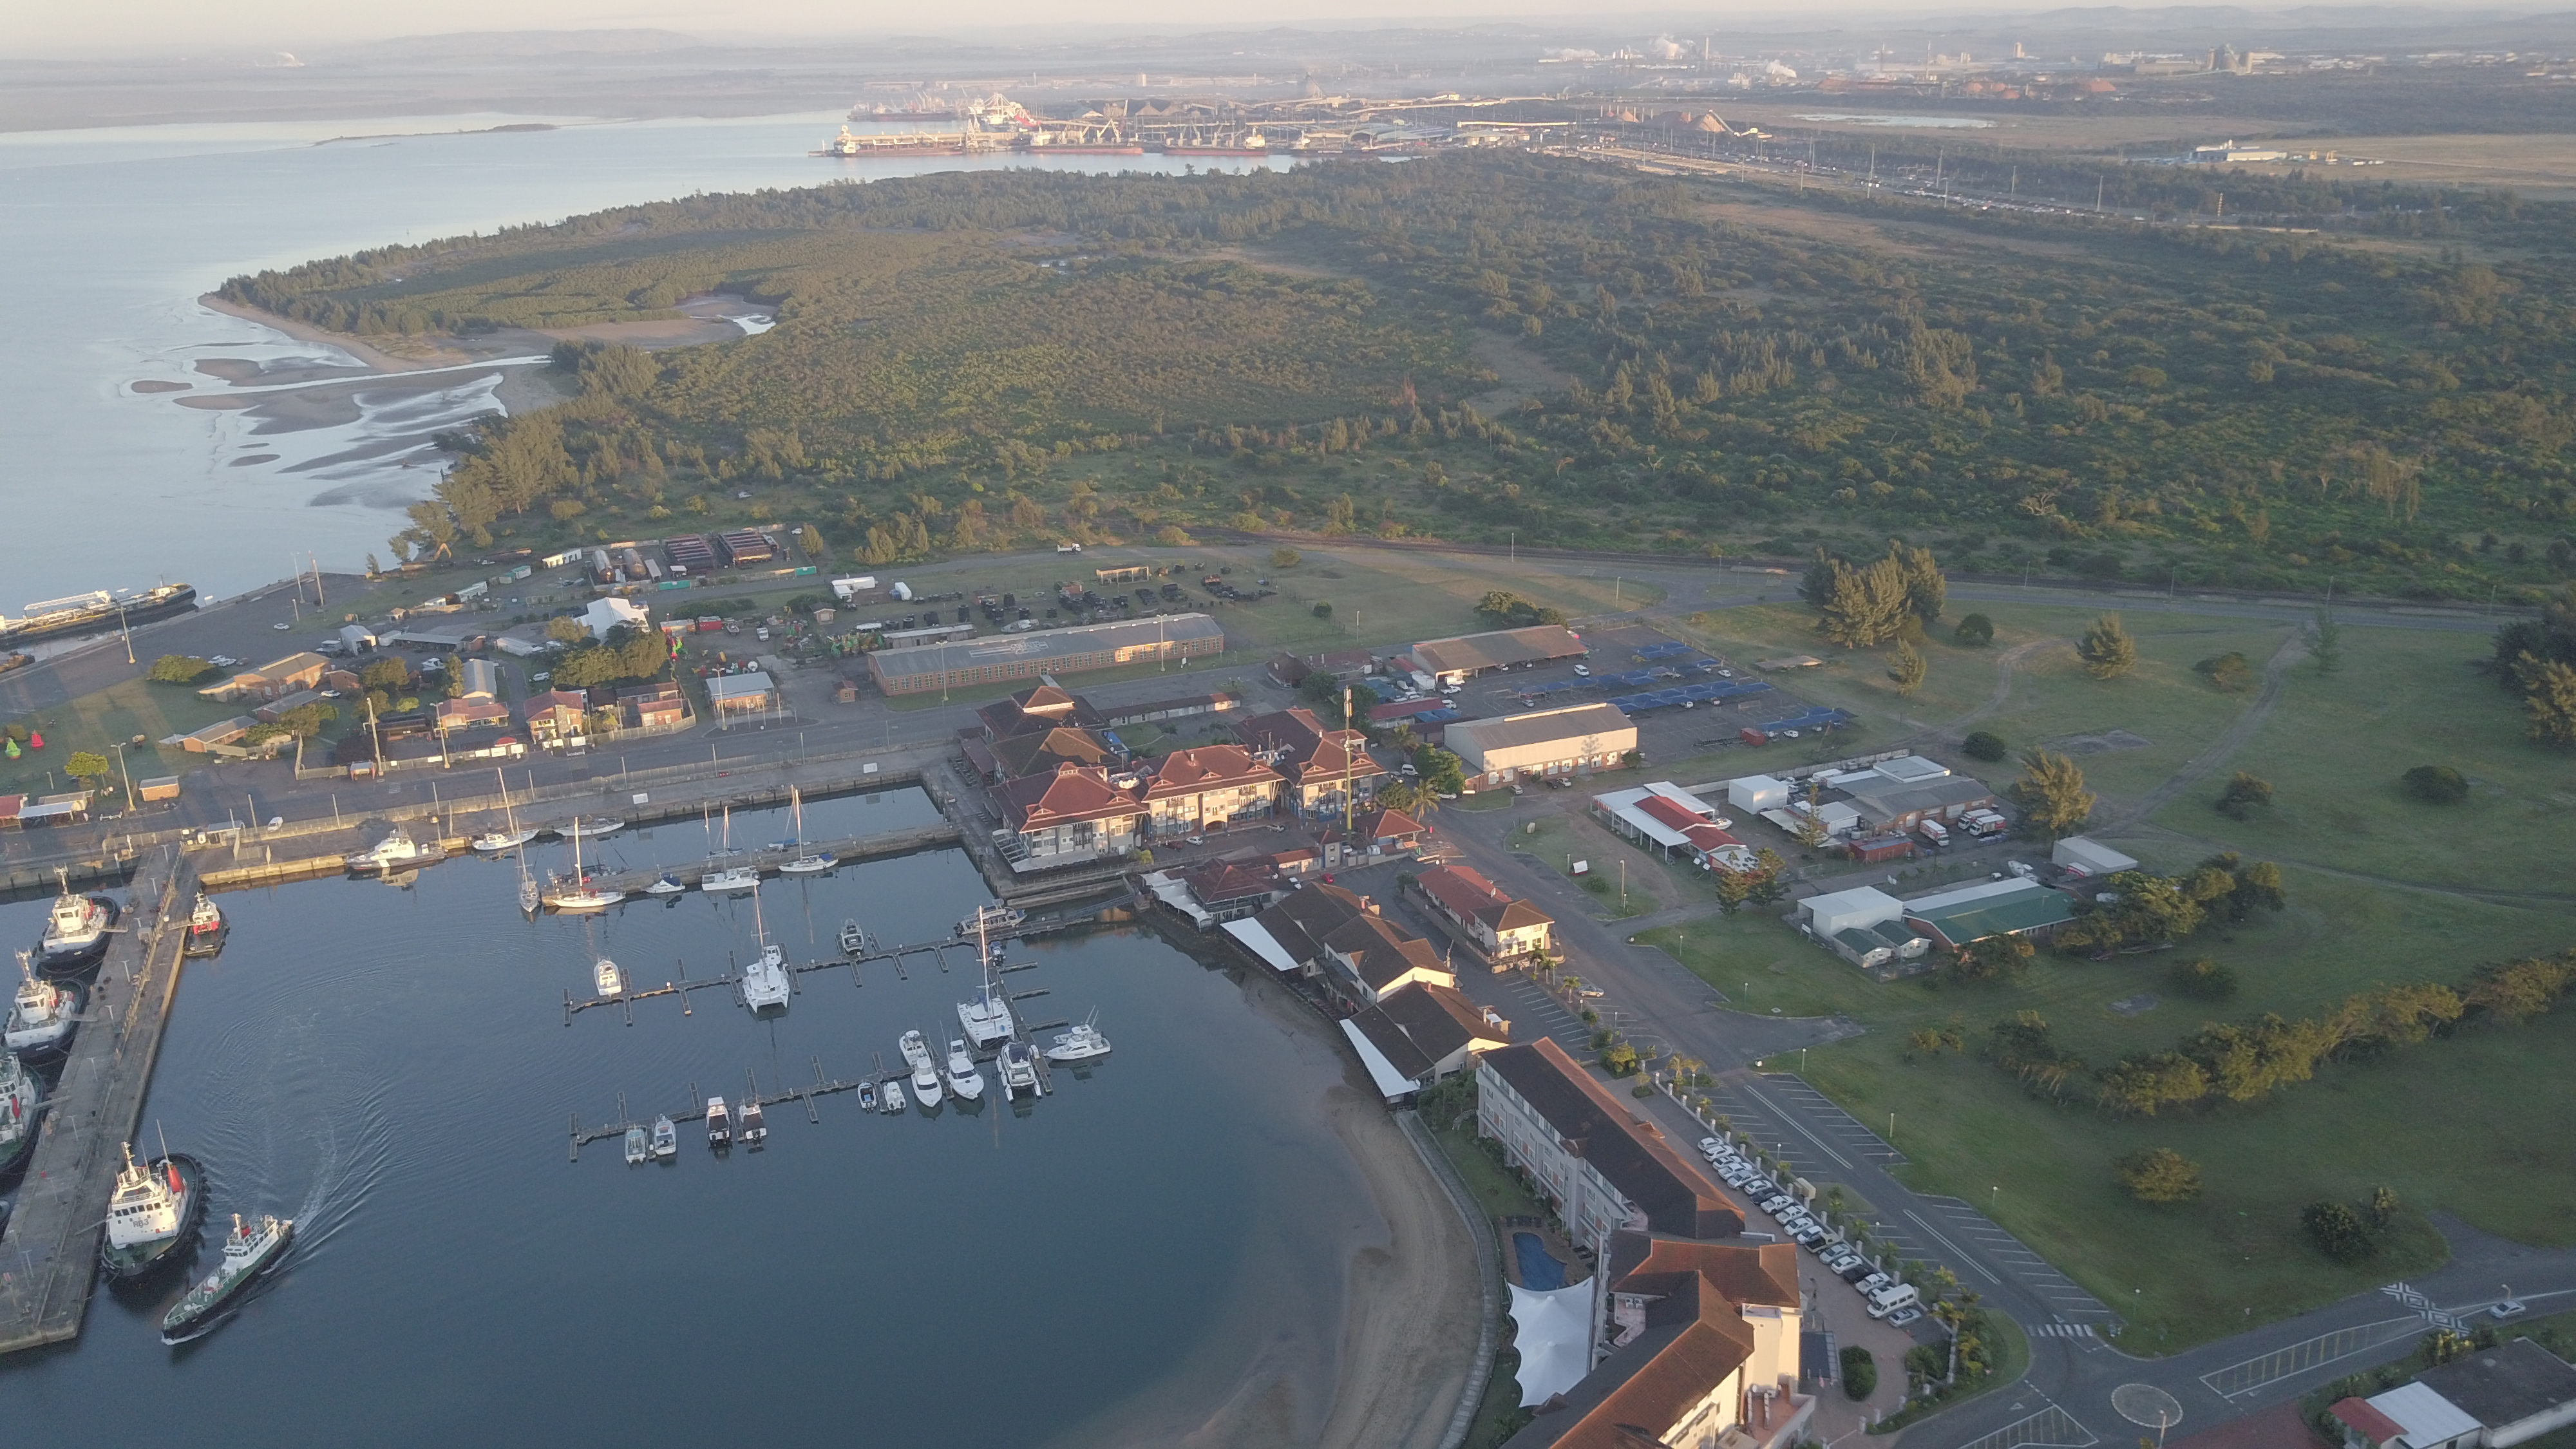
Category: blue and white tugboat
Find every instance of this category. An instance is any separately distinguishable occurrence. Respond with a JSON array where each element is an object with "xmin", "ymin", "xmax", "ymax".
[{"xmin": 162, "ymin": 1212, "xmax": 294, "ymax": 1343}]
